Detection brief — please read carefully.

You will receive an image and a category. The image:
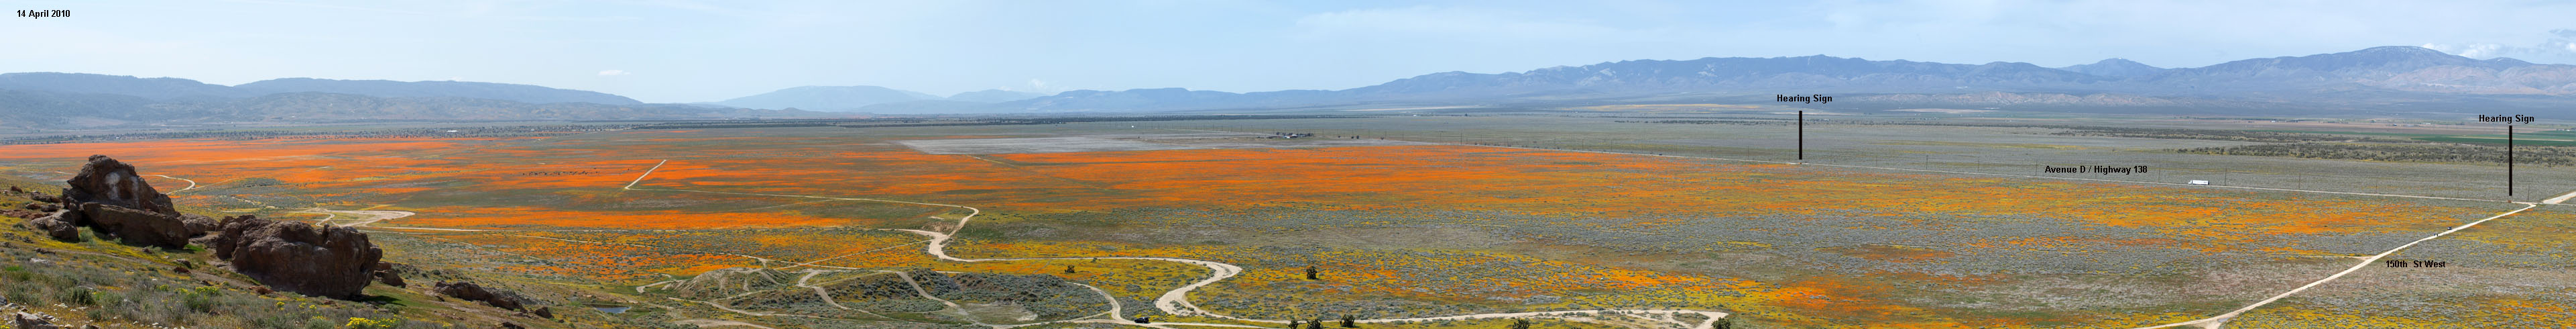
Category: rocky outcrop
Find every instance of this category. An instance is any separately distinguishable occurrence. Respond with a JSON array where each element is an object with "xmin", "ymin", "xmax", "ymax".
[
  {"xmin": 25, "ymin": 193, "xmax": 59, "ymax": 204},
  {"xmin": 434, "ymin": 281, "xmax": 530, "ymax": 311},
  {"xmin": 211, "ymin": 216, "xmax": 384, "ymax": 299},
  {"xmin": 59, "ymin": 155, "xmax": 175, "ymax": 214},
  {"xmin": 180, "ymin": 214, "xmax": 217, "ymax": 235},
  {"xmin": 373, "ymin": 262, "xmax": 407, "ymax": 287},
  {"xmin": 41, "ymin": 155, "xmax": 214, "ymax": 248},
  {"xmin": 79, "ymin": 203, "xmax": 193, "ymax": 248},
  {"xmin": 25, "ymin": 211, "xmax": 79, "ymax": 242},
  {"xmin": 11, "ymin": 312, "xmax": 57, "ymax": 329}
]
